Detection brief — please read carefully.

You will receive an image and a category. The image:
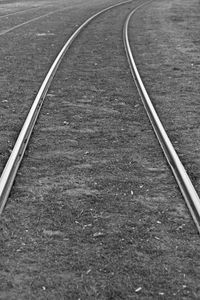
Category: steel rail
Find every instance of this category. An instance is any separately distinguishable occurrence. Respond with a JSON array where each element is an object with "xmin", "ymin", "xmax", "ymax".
[
  {"xmin": 123, "ymin": 1, "xmax": 200, "ymax": 233},
  {"xmin": 0, "ymin": 0, "xmax": 132, "ymax": 214}
]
